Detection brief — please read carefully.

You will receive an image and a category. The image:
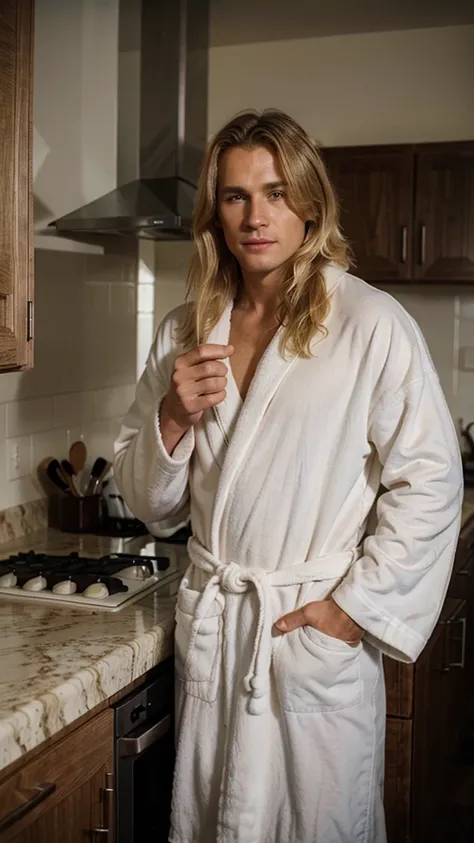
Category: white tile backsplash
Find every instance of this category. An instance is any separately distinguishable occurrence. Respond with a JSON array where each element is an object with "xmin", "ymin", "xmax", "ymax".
[
  {"xmin": 80, "ymin": 417, "xmax": 123, "ymax": 463},
  {"xmin": 52, "ymin": 392, "xmax": 84, "ymax": 429},
  {"xmin": 31, "ymin": 429, "xmax": 69, "ymax": 472},
  {"xmin": 0, "ymin": 247, "xmax": 139, "ymax": 511},
  {"xmin": 6, "ymin": 396, "xmax": 53, "ymax": 438}
]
